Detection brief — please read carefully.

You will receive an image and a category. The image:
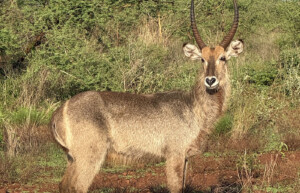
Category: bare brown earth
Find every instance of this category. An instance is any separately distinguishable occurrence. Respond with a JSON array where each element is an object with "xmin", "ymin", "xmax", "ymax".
[{"xmin": 1, "ymin": 151, "xmax": 300, "ymax": 193}]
